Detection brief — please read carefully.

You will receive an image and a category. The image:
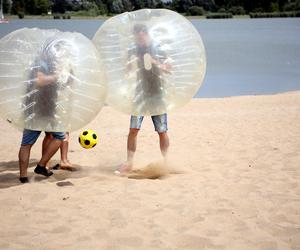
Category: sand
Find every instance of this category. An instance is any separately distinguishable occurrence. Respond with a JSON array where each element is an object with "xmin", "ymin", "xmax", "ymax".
[{"xmin": 0, "ymin": 91, "xmax": 299, "ymax": 250}]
